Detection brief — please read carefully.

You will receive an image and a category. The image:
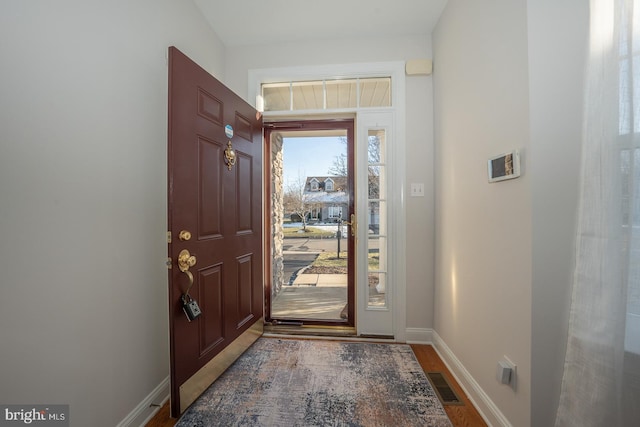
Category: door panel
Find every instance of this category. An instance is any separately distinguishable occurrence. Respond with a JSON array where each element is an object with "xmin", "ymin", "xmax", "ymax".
[
  {"xmin": 168, "ymin": 46, "xmax": 263, "ymax": 417},
  {"xmin": 197, "ymin": 88, "xmax": 223, "ymax": 124},
  {"xmin": 198, "ymin": 137, "xmax": 223, "ymax": 237},
  {"xmin": 237, "ymin": 254, "xmax": 254, "ymax": 326},
  {"xmin": 234, "ymin": 113, "xmax": 254, "ymax": 142},
  {"xmin": 236, "ymin": 154, "xmax": 253, "ymax": 232},
  {"xmin": 199, "ymin": 266, "xmax": 223, "ymax": 352}
]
